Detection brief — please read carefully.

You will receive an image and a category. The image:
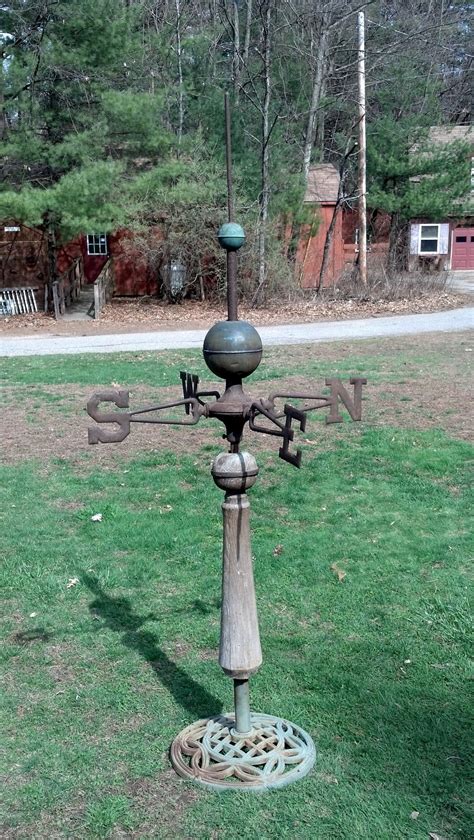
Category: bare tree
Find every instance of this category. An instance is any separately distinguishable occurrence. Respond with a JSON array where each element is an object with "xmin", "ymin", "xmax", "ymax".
[{"xmin": 302, "ymin": 6, "xmax": 330, "ymax": 183}]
